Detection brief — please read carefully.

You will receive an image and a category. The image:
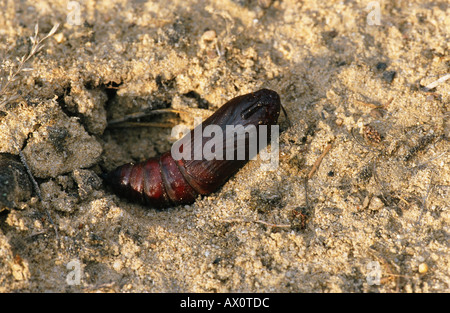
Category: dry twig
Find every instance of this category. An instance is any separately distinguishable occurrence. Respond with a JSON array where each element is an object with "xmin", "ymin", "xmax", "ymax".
[
  {"xmin": 423, "ymin": 73, "xmax": 450, "ymax": 91},
  {"xmin": 0, "ymin": 23, "xmax": 59, "ymax": 108},
  {"xmin": 307, "ymin": 142, "xmax": 332, "ymax": 179}
]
